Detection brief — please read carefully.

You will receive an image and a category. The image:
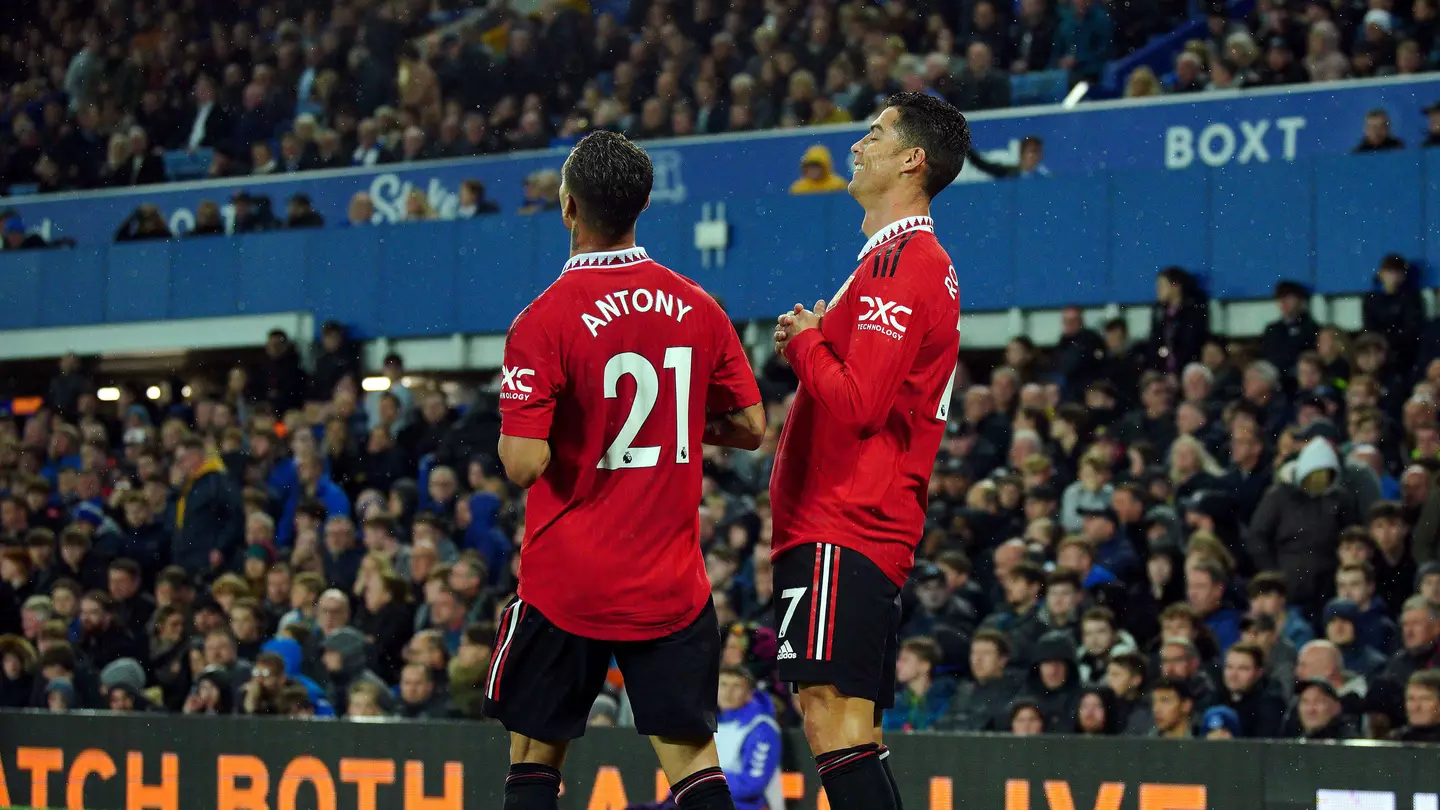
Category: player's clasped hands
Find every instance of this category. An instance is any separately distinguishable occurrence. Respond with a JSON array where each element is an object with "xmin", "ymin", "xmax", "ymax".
[{"xmin": 774, "ymin": 299, "xmax": 827, "ymax": 357}]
